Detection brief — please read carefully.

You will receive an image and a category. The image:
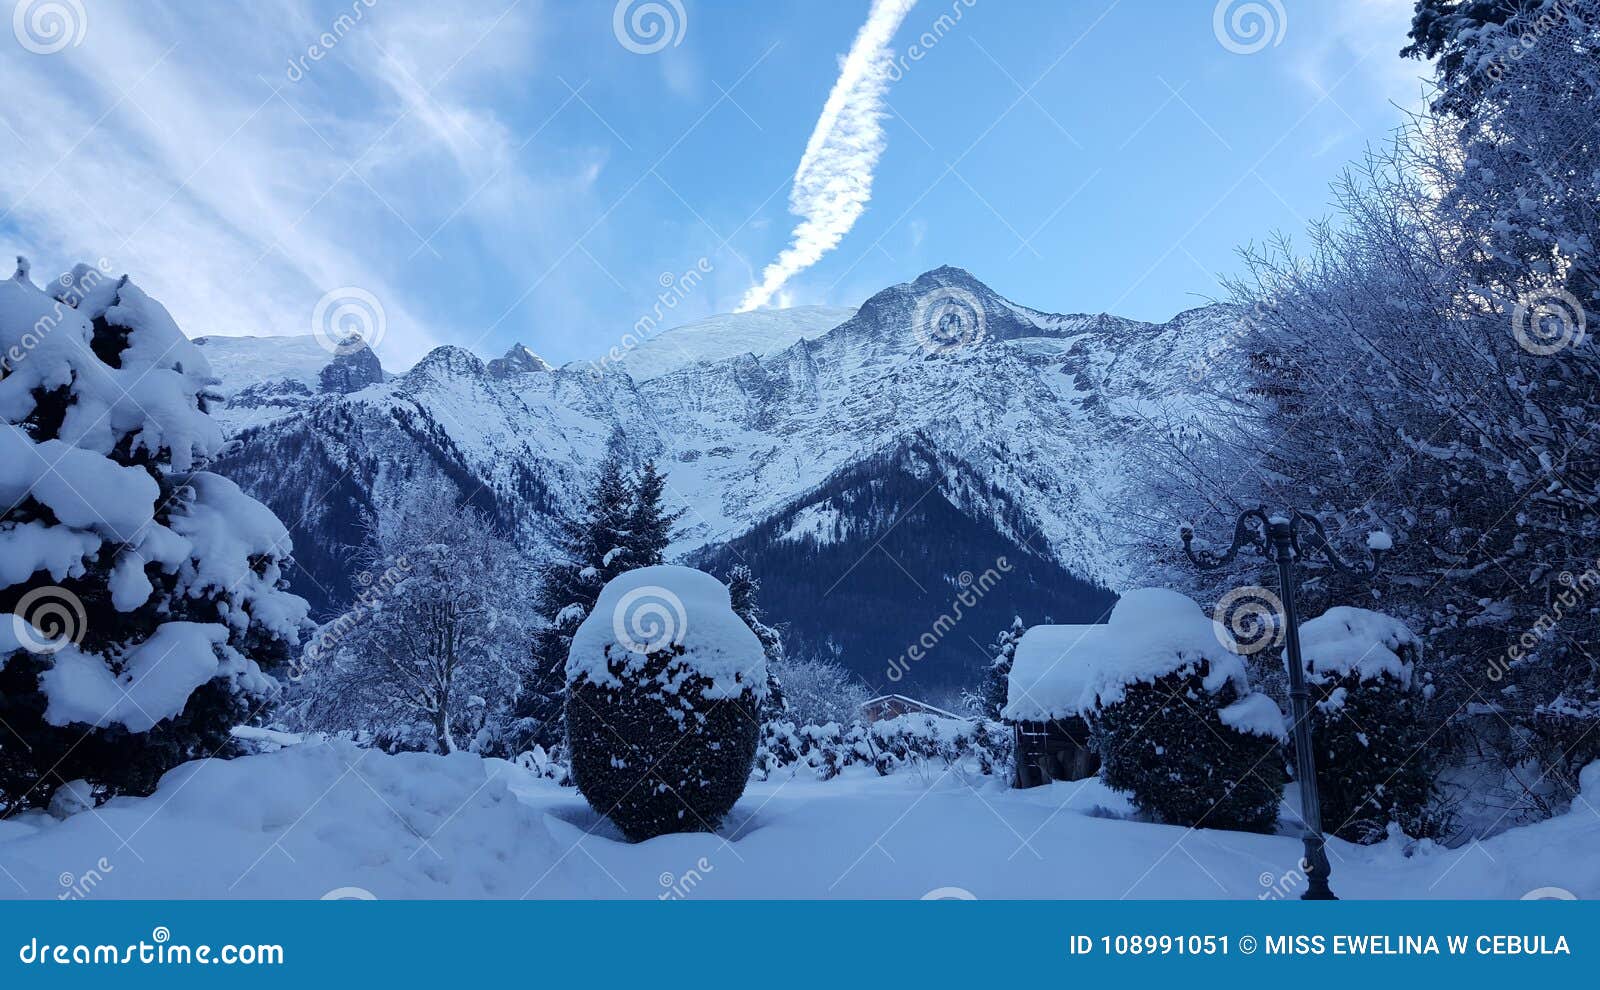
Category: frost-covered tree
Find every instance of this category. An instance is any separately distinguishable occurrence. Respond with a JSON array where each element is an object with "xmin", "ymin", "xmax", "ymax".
[
  {"xmin": 0, "ymin": 261, "xmax": 309, "ymax": 811},
  {"xmin": 565, "ymin": 566, "xmax": 766, "ymax": 841},
  {"xmin": 1127, "ymin": 0, "xmax": 1600, "ymax": 828},
  {"xmin": 765, "ymin": 654, "xmax": 872, "ymax": 727},
  {"xmin": 297, "ymin": 491, "xmax": 530, "ymax": 754}
]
